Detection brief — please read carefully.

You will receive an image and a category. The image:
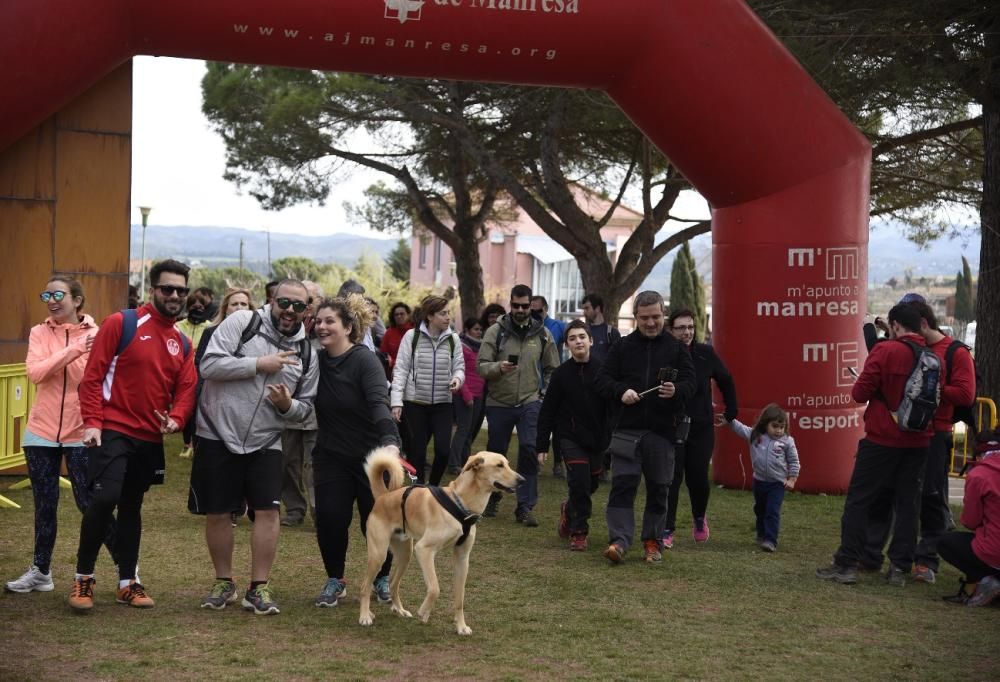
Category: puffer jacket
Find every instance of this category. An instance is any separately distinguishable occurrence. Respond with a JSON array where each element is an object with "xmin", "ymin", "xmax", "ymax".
[
  {"xmin": 391, "ymin": 323, "xmax": 464, "ymax": 406},
  {"xmin": 25, "ymin": 314, "xmax": 98, "ymax": 443},
  {"xmin": 198, "ymin": 306, "xmax": 318, "ymax": 454}
]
